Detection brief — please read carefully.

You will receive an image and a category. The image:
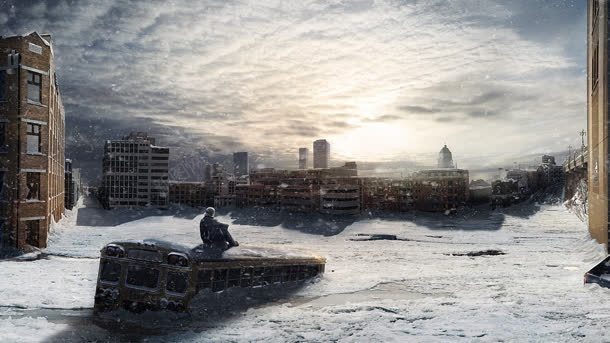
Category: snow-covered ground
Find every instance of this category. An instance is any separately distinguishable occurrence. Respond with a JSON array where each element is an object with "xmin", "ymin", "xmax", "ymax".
[{"xmin": 1, "ymin": 196, "xmax": 610, "ymax": 342}]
